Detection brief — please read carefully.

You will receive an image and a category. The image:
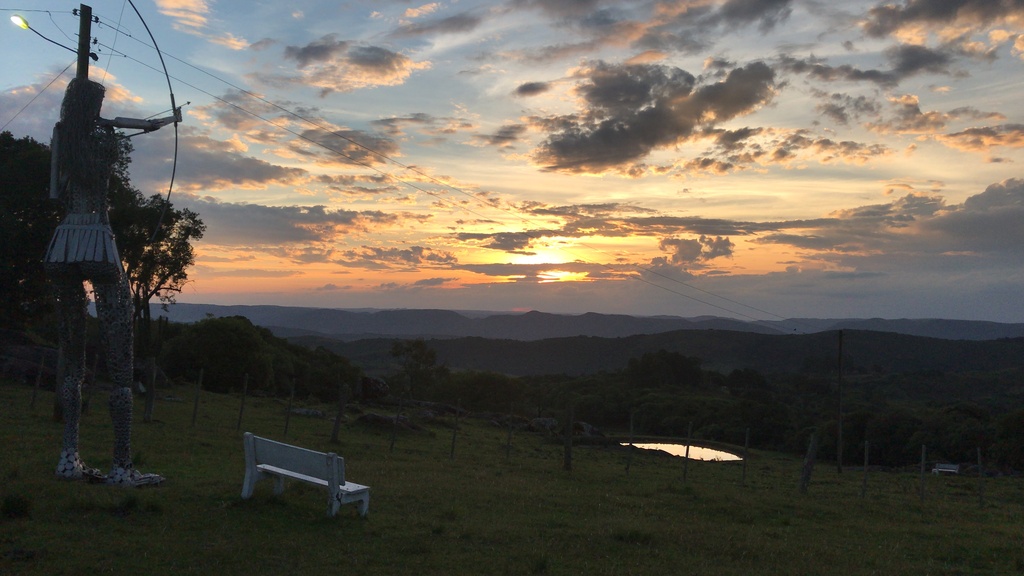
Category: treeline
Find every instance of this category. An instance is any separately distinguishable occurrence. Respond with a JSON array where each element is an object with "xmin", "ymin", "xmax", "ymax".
[
  {"xmin": 110, "ymin": 316, "xmax": 1024, "ymax": 472},
  {"xmin": 155, "ymin": 316, "xmax": 359, "ymax": 401}
]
